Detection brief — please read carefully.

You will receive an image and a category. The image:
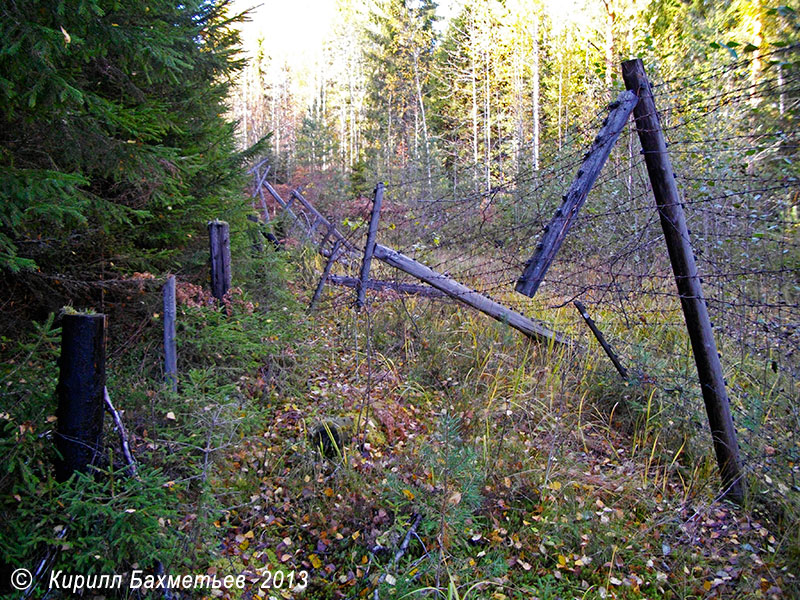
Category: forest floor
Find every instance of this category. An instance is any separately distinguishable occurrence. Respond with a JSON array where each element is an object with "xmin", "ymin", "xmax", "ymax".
[
  {"xmin": 3, "ymin": 246, "xmax": 796, "ymax": 600},
  {"xmin": 195, "ymin": 251, "xmax": 796, "ymax": 600}
]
